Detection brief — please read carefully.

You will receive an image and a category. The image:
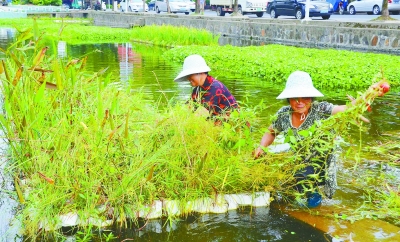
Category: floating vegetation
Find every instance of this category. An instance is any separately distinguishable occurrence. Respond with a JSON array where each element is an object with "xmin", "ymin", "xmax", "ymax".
[
  {"xmin": 352, "ymin": 132, "xmax": 400, "ymax": 224},
  {"xmin": 0, "ymin": 18, "xmax": 219, "ymax": 46},
  {"xmin": 162, "ymin": 45, "xmax": 400, "ymax": 90},
  {"xmin": 365, "ymin": 132, "xmax": 400, "ymax": 164}
]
